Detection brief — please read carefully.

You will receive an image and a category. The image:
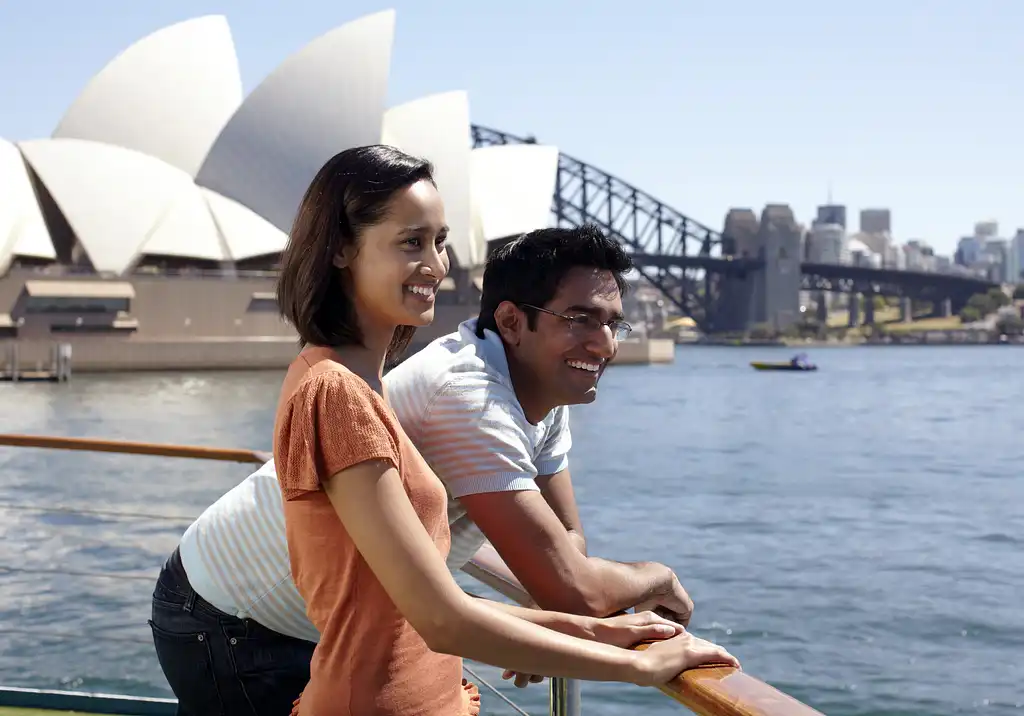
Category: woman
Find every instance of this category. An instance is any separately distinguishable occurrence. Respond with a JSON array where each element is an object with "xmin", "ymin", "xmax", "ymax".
[{"xmin": 272, "ymin": 145, "xmax": 739, "ymax": 715}]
